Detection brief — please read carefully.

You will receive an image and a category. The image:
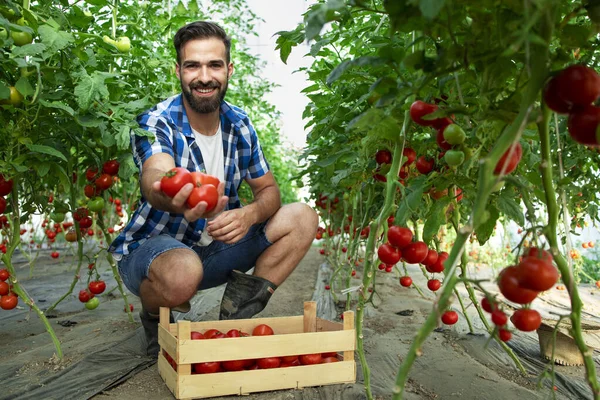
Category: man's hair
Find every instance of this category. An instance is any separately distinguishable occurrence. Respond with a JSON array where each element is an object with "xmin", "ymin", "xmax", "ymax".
[{"xmin": 173, "ymin": 21, "xmax": 231, "ymax": 64}]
